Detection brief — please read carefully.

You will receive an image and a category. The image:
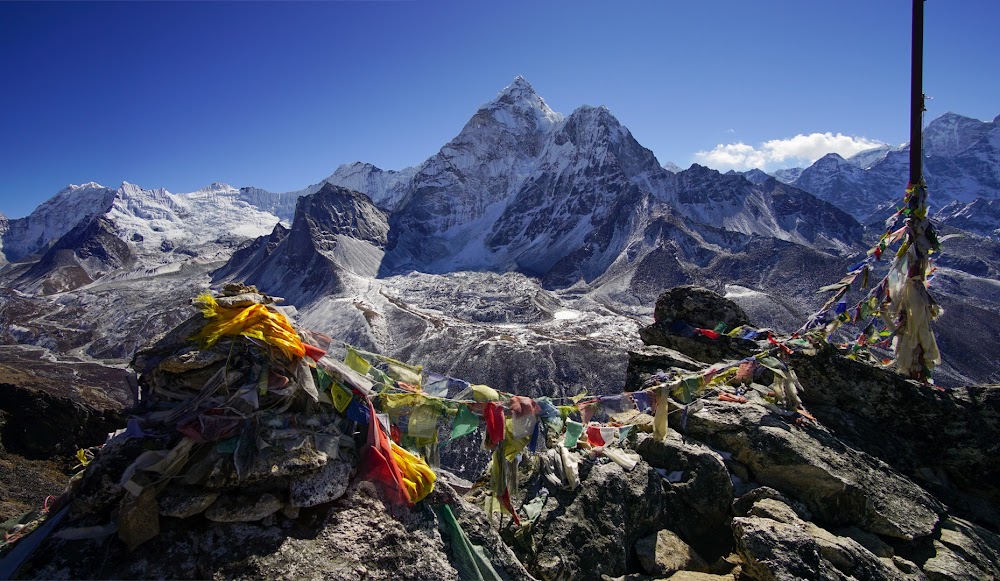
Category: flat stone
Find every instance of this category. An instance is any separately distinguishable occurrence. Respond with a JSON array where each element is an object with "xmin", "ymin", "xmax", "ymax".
[
  {"xmin": 289, "ymin": 459, "xmax": 352, "ymax": 508},
  {"xmin": 156, "ymin": 347, "xmax": 227, "ymax": 374},
  {"xmin": 609, "ymin": 409, "xmax": 654, "ymax": 433},
  {"xmin": 205, "ymin": 493, "xmax": 283, "ymax": 523},
  {"xmin": 732, "ymin": 486, "xmax": 810, "ymax": 520},
  {"xmin": 666, "ymin": 572, "xmax": 734, "ymax": 581},
  {"xmin": 158, "ymin": 486, "xmax": 219, "ymax": 518},
  {"xmin": 118, "ymin": 488, "xmax": 160, "ymax": 550},
  {"xmin": 204, "ymin": 440, "xmax": 329, "ymax": 489},
  {"xmin": 215, "ymin": 293, "xmax": 271, "ymax": 308},
  {"xmin": 748, "ymin": 498, "xmax": 802, "ymax": 525}
]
